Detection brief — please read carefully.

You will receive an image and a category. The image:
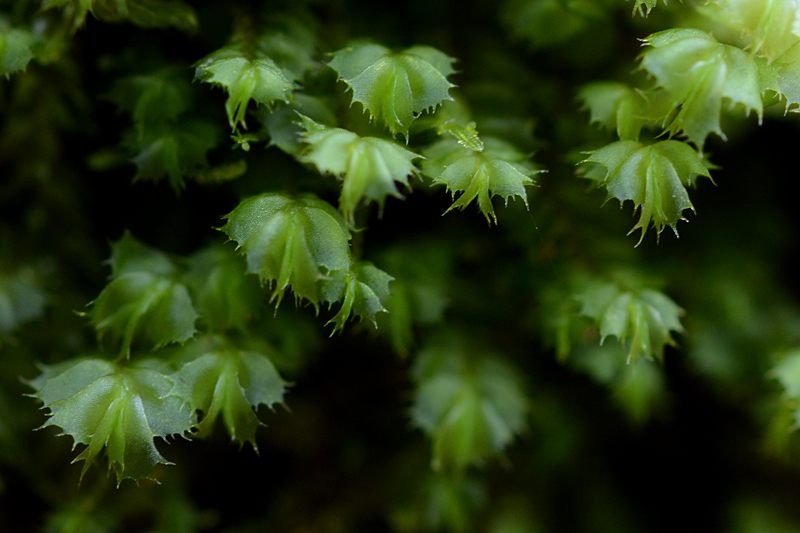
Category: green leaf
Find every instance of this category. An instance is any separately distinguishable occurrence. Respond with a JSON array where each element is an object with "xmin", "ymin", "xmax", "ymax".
[
  {"xmin": 298, "ymin": 115, "xmax": 422, "ymax": 223},
  {"xmin": 0, "ymin": 265, "xmax": 48, "ymax": 338},
  {"xmin": 29, "ymin": 358, "xmax": 194, "ymax": 484},
  {"xmin": 184, "ymin": 245, "xmax": 262, "ymax": 333},
  {"xmin": 501, "ymin": 0, "xmax": 603, "ymax": 48},
  {"xmin": 377, "ymin": 243, "xmax": 452, "ymax": 355},
  {"xmin": 422, "ymin": 136, "xmax": 537, "ymax": 224},
  {"xmin": 169, "ymin": 345, "xmax": 286, "ymax": 448},
  {"xmin": 639, "ymin": 29, "xmax": 763, "ymax": 150},
  {"xmin": 258, "ymin": 94, "xmax": 337, "ymax": 155},
  {"xmin": 328, "ymin": 43, "xmax": 455, "ymax": 139},
  {"xmin": 411, "ymin": 334, "xmax": 529, "ymax": 471},
  {"xmin": 108, "ymin": 70, "xmax": 192, "ymax": 126},
  {"xmin": 576, "ymin": 279, "xmax": 684, "ymax": 363},
  {"xmin": 0, "ymin": 26, "xmax": 40, "ymax": 75},
  {"xmin": 578, "ymin": 81, "xmax": 647, "ymax": 141},
  {"xmin": 769, "ymin": 349, "xmax": 800, "ymax": 428},
  {"xmin": 41, "ymin": 0, "xmax": 197, "ymax": 32},
  {"xmin": 88, "ymin": 235, "xmax": 198, "ymax": 356},
  {"xmin": 700, "ymin": 0, "xmax": 800, "ymax": 61},
  {"xmin": 195, "ymin": 46, "xmax": 294, "ymax": 130},
  {"xmin": 319, "ymin": 261, "xmax": 393, "ymax": 334},
  {"xmin": 581, "ymin": 139, "xmax": 711, "ymax": 243},
  {"xmin": 131, "ymin": 121, "xmax": 220, "ymax": 190},
  {"xmin": 631, "ymin": 0, "xmax": 658, "ymax": 16},
  {"xmin": 758, "ymin": 42, "xmax": 800, "ymax": 111},
  {"xmin": 221, "ymin": 193, "xmax": 352, "ymax": 307}
]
